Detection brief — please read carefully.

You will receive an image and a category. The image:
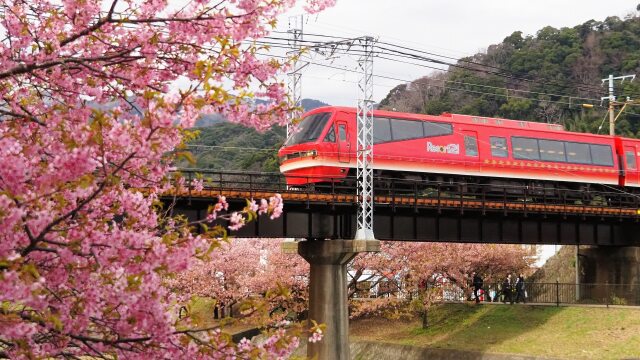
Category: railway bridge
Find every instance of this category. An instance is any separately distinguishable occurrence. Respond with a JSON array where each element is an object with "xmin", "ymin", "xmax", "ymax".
[
  {"xmin": 172, "ymin": 169, "xmax": 640, "ymax": 245},
  {"xmin": 167, "ymin": 169, "xmax": 640, "ymax": 359}
]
